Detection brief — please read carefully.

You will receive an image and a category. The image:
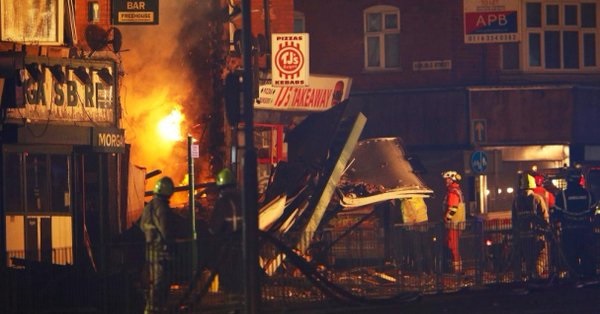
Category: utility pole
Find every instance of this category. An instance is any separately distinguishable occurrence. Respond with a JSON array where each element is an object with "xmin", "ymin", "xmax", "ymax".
[
  {"xmin": 187, "ymin": 135, "xmax": 198, "ymax": 275},
  {"xmin": 241, "ymin": 0, "xmax": 259, "ymax": 313}
]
